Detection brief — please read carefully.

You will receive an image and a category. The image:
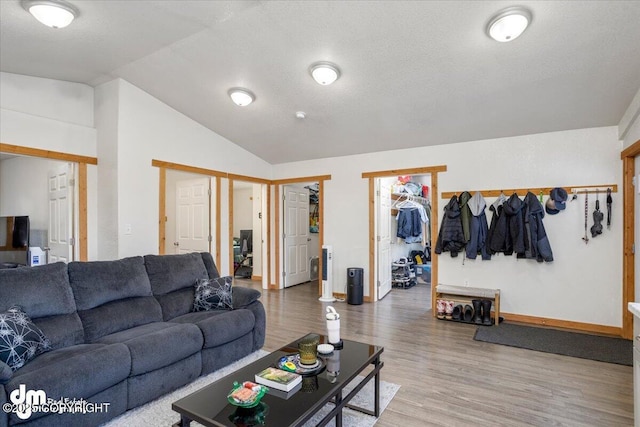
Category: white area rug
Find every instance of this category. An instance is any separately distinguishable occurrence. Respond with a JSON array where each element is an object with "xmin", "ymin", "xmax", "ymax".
[{"xmin": 102, "ymin": 350, "xmax": 399, "ymax": 427}]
